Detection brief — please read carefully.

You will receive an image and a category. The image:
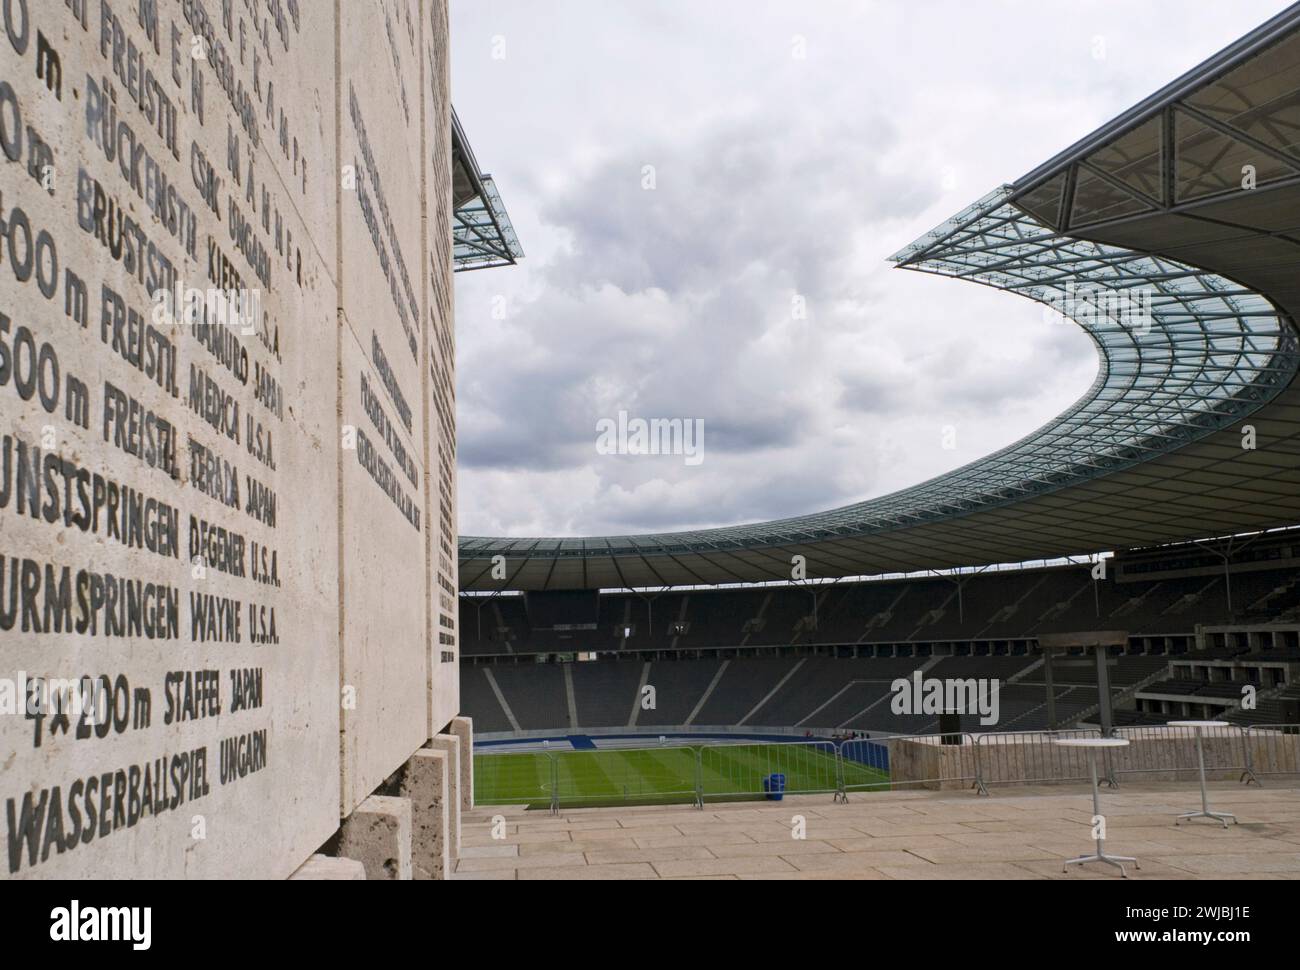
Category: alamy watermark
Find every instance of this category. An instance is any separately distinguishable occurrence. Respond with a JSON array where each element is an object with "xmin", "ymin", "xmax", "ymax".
[
  {"xmin": 0, "ymin": 672, "xmax": 112, "ymax": 727},
  {"xmin": 890, "ymin": 671, "xmax": 1000, "ymax": 726},
  {"xmin": 49, "ymin": 900, "xmax": 151, "ymax": 950},
  {"xmin": 150, "ymin": 282, "xmax": 262, "ymax": 336},
  {"xmin": 596, "ymin": 410, "xmax": 704, "ymax": 466},
  {"xmin": 1042, "ymin": 283, "xmax": 1153, "ymax": 334}
]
